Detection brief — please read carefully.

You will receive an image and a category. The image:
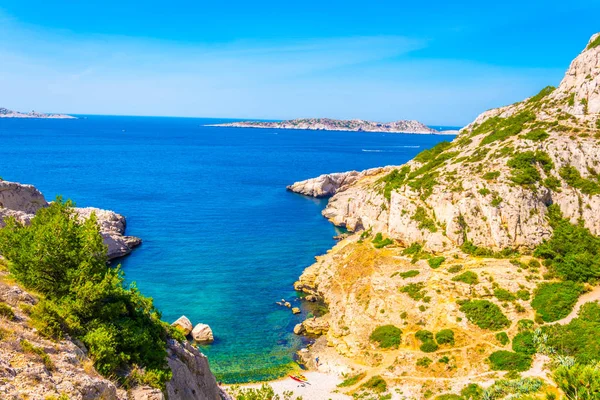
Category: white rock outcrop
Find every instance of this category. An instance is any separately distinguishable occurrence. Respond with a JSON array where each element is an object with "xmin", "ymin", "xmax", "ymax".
[
  {"xmin": 191, "ymin": 323, "xmax": 214, "ymax": 343},
  {"xmin": 171, "ymin": 316, "xmax": 193, "ymax": 336},
  {"xmin": 0, "ymin": 180, "xmax": 141, "ymax": 260}
]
